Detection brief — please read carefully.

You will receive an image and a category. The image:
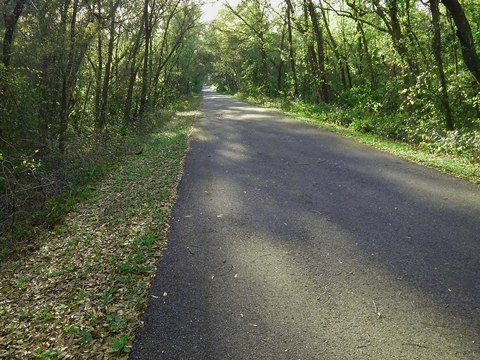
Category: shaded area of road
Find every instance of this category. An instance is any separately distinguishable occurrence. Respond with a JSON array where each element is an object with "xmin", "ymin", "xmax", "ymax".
[{"xmin": 131, "ymin": 90, "xmax": 480, "ymax": 359}]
